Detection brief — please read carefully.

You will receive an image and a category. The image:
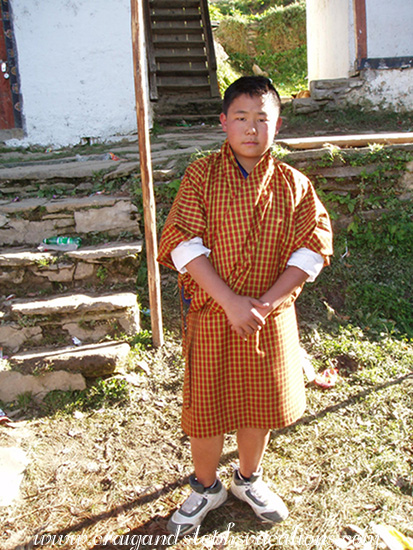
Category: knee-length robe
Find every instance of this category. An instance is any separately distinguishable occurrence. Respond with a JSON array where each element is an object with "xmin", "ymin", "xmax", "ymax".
[{"xmin": 158, "ymin": 141, "xmax": 333, "ymax": 438}]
